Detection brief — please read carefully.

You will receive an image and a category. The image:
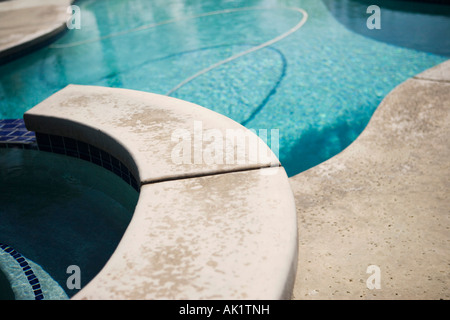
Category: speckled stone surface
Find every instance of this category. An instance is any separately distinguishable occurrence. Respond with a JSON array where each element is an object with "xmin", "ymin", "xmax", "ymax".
[
  {"xmin": 0, "ymin": 0, "xmax": 72, "ymax": 61},
  {"xmin": 24, "ymin": 85, "xmax": 279, "ymax": 184},
  {"xmin": 414, "ymin": 60, "xmax": 450, "ymax": 82},
  {"xmin": 74, "ymin": 168, "xmax": 297, "ymax": 300},
  {"xmin": 291, "ymin": 60, "xmax": 450, "ymax": 300}
]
